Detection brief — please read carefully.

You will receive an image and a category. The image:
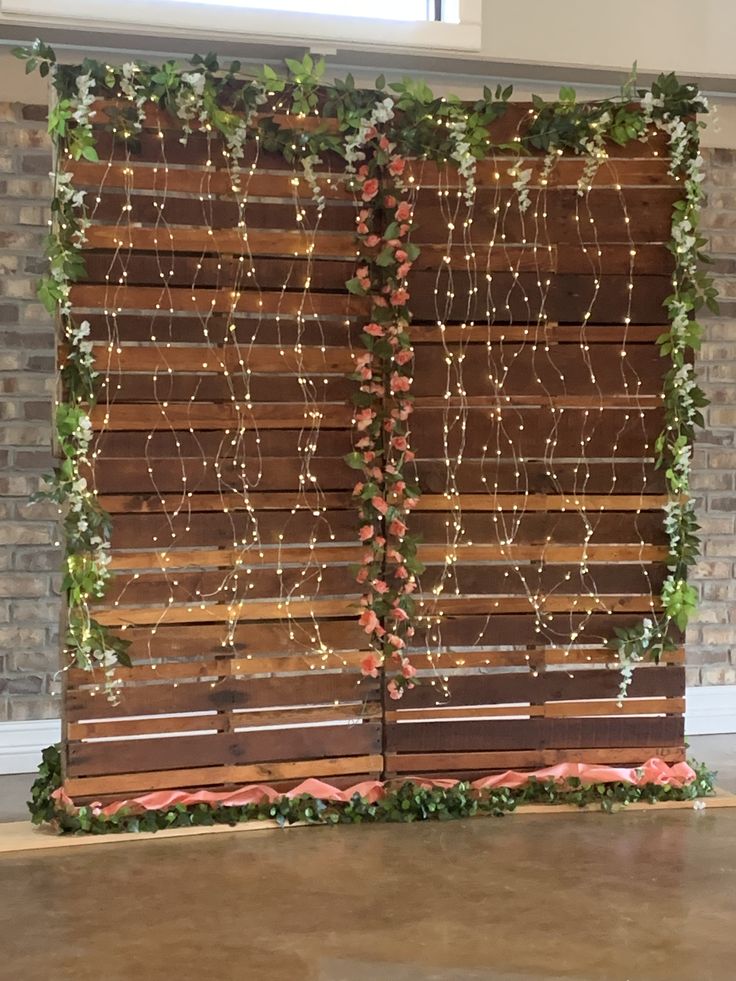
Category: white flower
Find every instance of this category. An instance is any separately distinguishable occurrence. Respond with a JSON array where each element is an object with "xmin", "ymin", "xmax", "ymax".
[{"xmin": 181, "ymin": 72, "xmax": 206, "ymax": 98}]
